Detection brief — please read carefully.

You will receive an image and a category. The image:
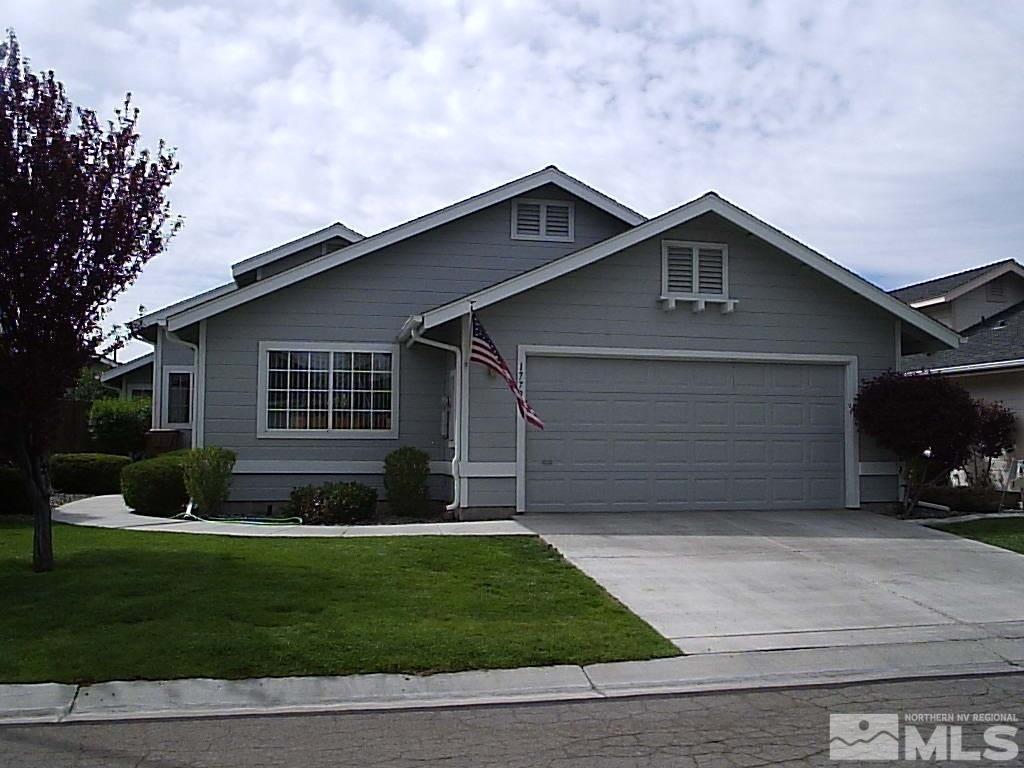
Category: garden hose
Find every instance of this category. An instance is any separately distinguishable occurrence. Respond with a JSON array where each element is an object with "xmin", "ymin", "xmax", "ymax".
[{"xmin": 174, "ymin": 501, "xmax": 303, "ymax": 526}]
